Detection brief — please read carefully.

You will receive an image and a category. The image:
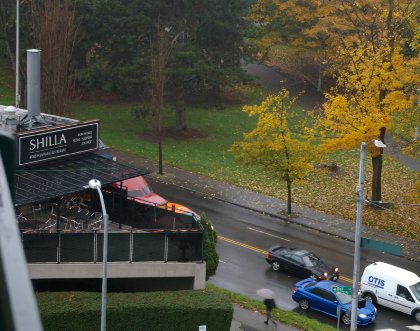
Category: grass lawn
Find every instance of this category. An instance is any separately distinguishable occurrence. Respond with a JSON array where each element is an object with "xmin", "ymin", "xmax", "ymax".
[
  {"xmin": 0, "ymin": 60, "xmax": 418, "ymax": 240},
  {"xmin": 70, "ymin": 96, "xmax": 419, "ymax": 241},
  {"xmin": 0, "ymin": 61, "xmax": 15, "ymax": 105}
]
